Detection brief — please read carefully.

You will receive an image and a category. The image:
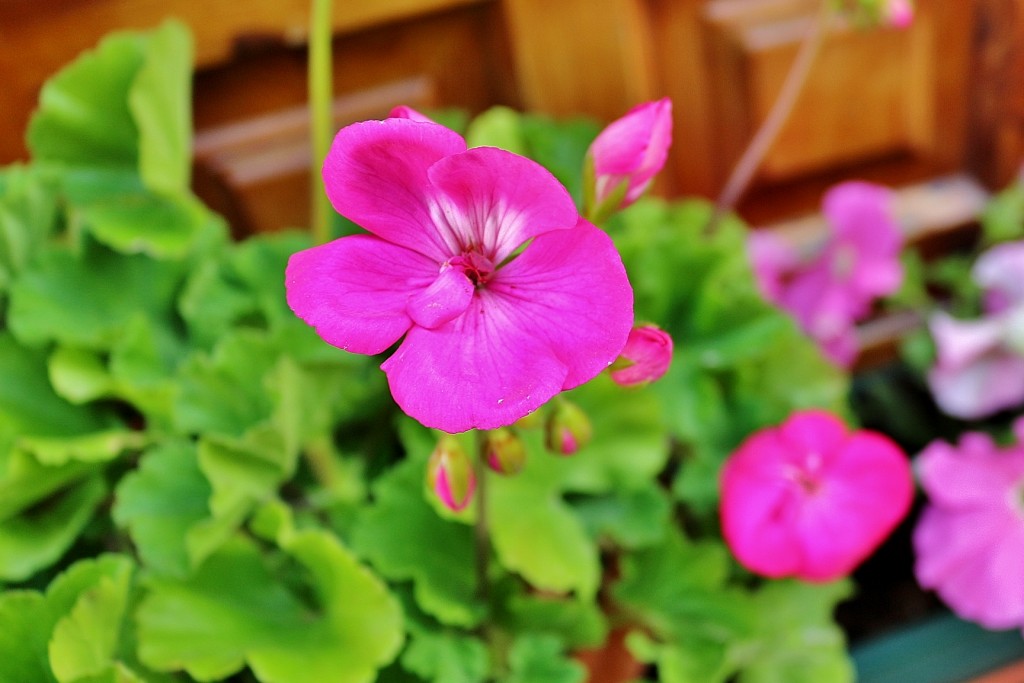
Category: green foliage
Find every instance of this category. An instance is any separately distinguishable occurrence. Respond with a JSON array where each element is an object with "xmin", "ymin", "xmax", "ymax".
[{"xmin": 0, "ymin": 25, "xmax": 870, "ymax": 683}]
